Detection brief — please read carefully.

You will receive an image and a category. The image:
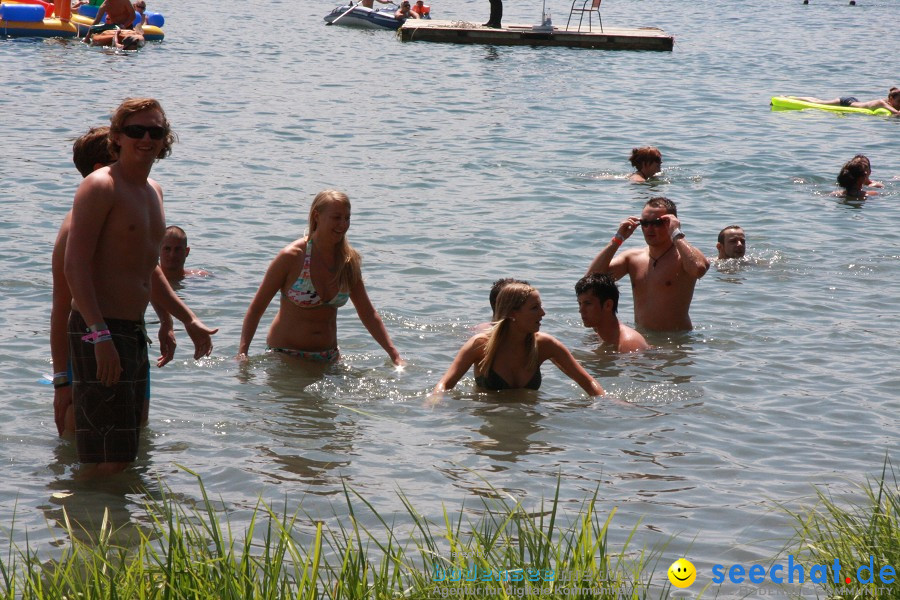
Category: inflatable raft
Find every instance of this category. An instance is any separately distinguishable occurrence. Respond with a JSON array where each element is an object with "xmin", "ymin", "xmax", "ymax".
[
  {"xmin": 0, "ymin": 1, "xmax": 164, "ymax": 40},
  {"xmin": 324, "ymin": 2, "xmax": 430, "ymax": 30},
  {"xmin": 771, "ymin": 96, "xmax": 891, "ymax": 117}
]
